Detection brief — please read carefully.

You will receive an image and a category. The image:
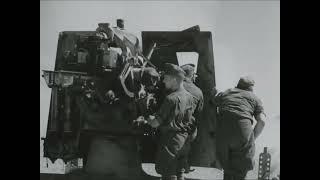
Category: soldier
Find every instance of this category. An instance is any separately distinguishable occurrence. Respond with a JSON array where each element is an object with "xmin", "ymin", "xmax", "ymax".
[
  {"xmin": 180, "ymin": 64, "xmax": 204, "ymax": 173},
  {"xmin": 214, "ymin": 76, "xmax": 267, "ymax": 180},
  {"xmin": 143, "ymin": 63, "xmax": 196, "ymax": 180}
]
